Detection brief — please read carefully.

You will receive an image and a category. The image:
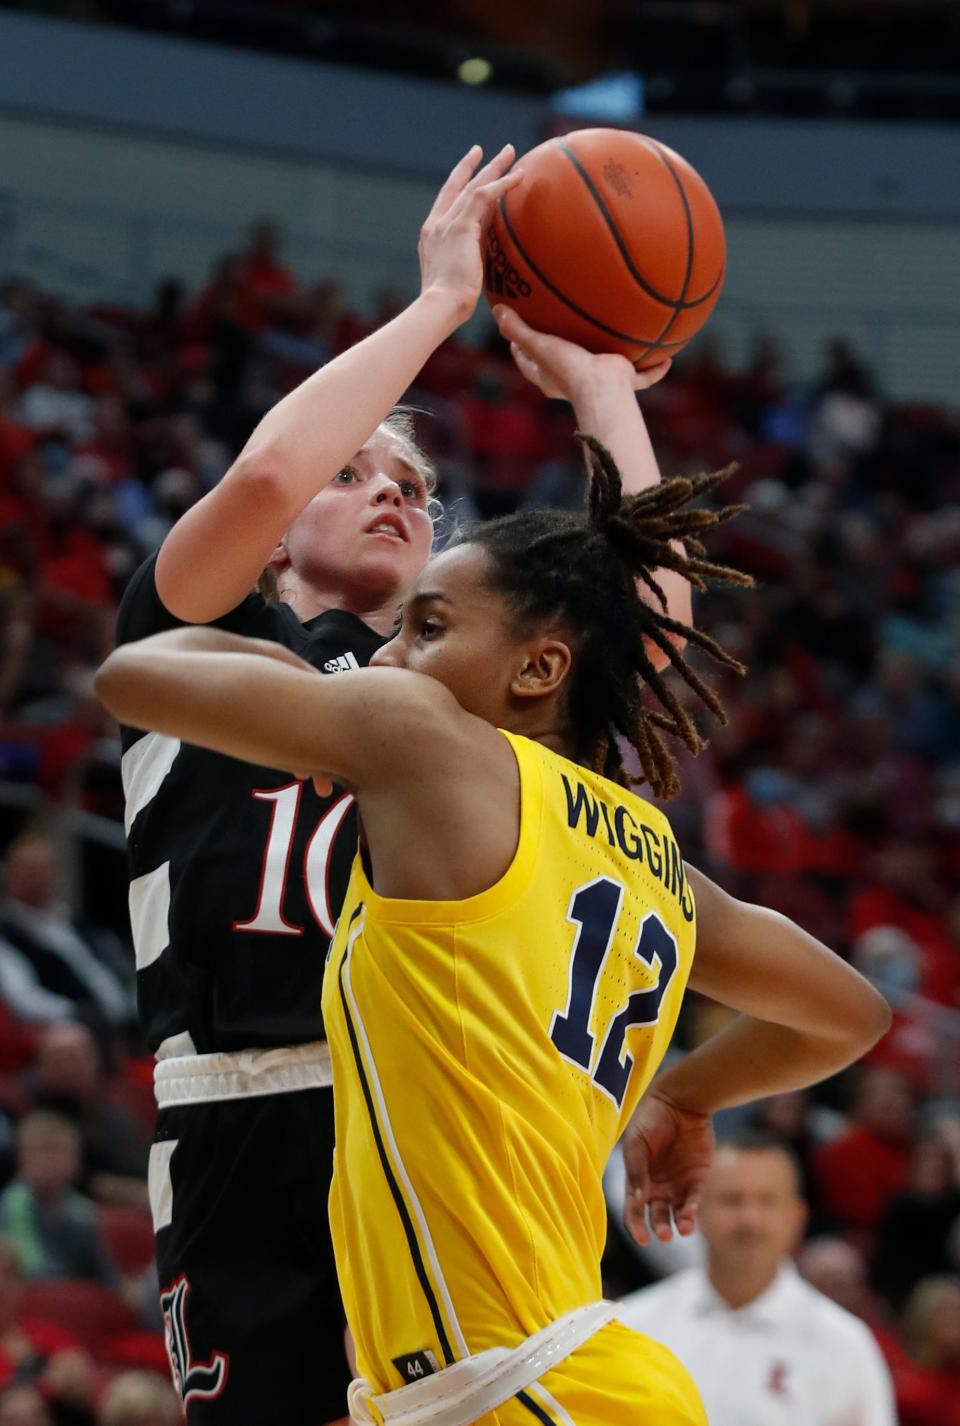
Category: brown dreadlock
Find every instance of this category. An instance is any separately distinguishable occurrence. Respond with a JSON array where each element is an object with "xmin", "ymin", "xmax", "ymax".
[{"xmin": 457, "ymin": 434, "xmax": 752, "ymax": 799}]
